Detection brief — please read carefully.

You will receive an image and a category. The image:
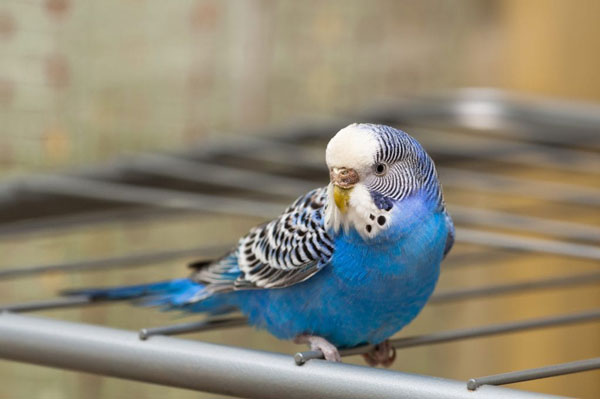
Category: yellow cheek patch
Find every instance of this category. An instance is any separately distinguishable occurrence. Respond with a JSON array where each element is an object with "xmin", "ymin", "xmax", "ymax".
[{"xmin": 333, "ymin": 186, "xmax": 352, "ymax": 213}]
